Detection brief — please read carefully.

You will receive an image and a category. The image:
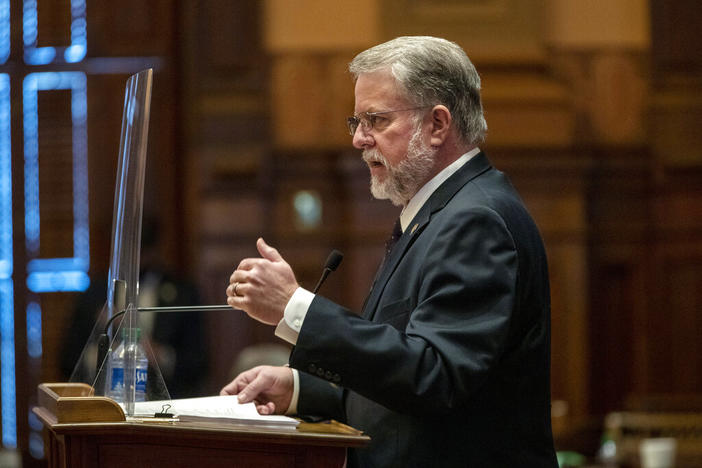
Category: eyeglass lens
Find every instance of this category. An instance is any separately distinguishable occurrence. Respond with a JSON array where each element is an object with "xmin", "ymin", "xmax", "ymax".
[
  {"xmin": 347, "ymin": 116, "xmax": 361, "ymax": 135},
  {"xmin": 347, "ymin": 107, "xmax": 430, "ymax": 136}
]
